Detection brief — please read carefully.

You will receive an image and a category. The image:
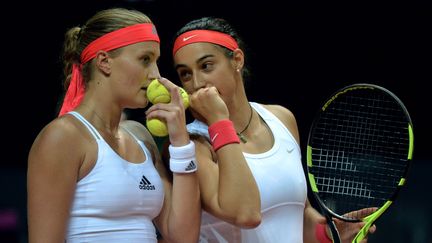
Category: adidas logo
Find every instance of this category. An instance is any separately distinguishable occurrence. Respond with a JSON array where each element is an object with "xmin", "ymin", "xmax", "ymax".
[
  {"xmin": 185, "ymin": 160, "xmax": 197, "ymax": 171},
  {"xmin": 139, "ymin": 175, "xmax": 156, "ymax": 190}
]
